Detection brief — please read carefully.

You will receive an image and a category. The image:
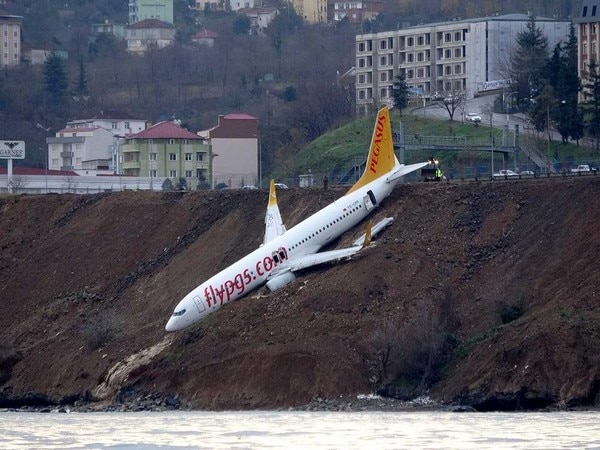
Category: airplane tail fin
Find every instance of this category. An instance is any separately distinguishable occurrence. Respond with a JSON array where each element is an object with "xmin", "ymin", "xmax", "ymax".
[
  {"xmin": 346, "ymin": 106, "xmax": 397, "ymax": 195},
  {"xmin": 263, "ymin": 179, "xmax": 286, "ymax": 244}
]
